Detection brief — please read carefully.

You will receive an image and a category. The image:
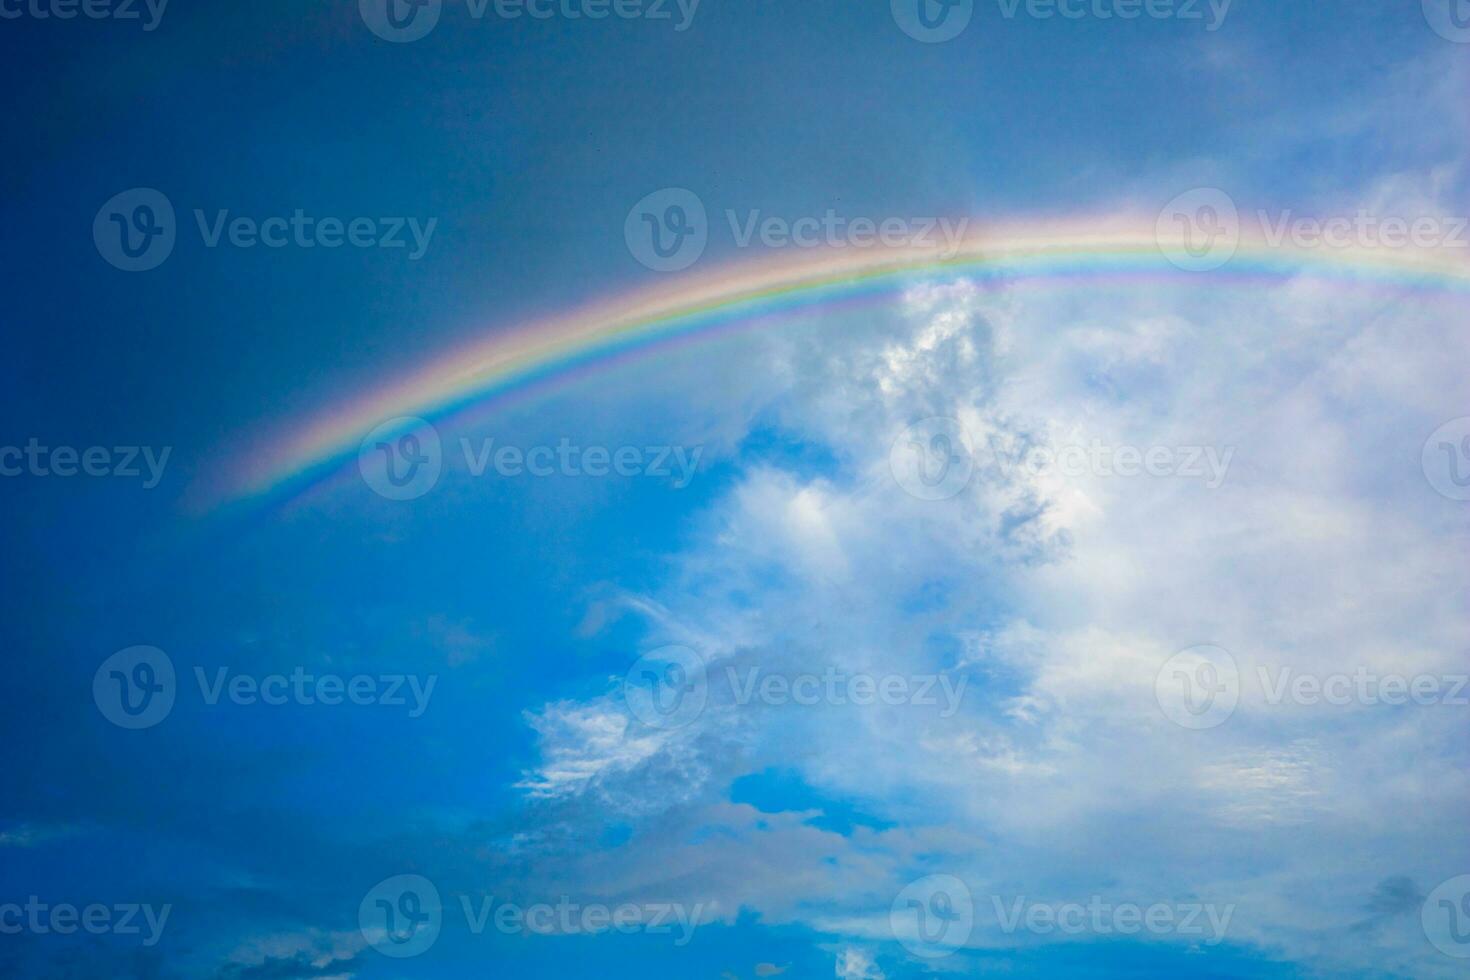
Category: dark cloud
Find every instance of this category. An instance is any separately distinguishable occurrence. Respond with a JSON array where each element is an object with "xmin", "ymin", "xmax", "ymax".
[{"xmin": 1350, "ymin": 875, "xmax": 1425, "ymax": 933}]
